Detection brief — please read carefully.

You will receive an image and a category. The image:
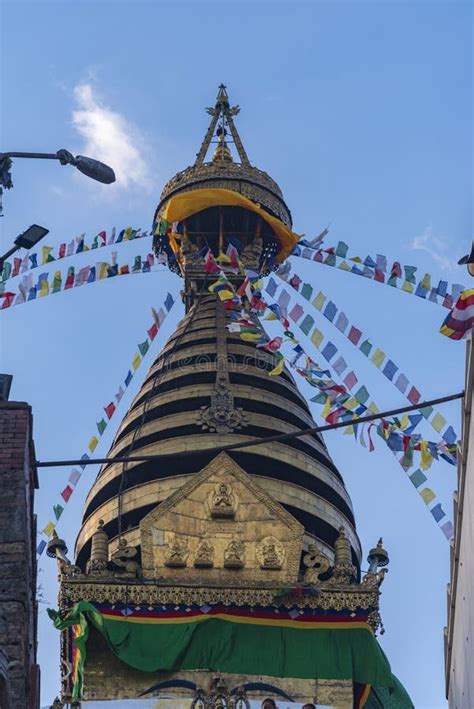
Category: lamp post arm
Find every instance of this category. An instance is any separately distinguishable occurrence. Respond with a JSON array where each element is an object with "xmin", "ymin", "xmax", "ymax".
[
  {"xmin": 0, "ymin": 244, "xmax": 19, "ymax": 271},
  {"xmin": 0, "ymin": 152, "xmax": 62, "ymax": 161}
]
